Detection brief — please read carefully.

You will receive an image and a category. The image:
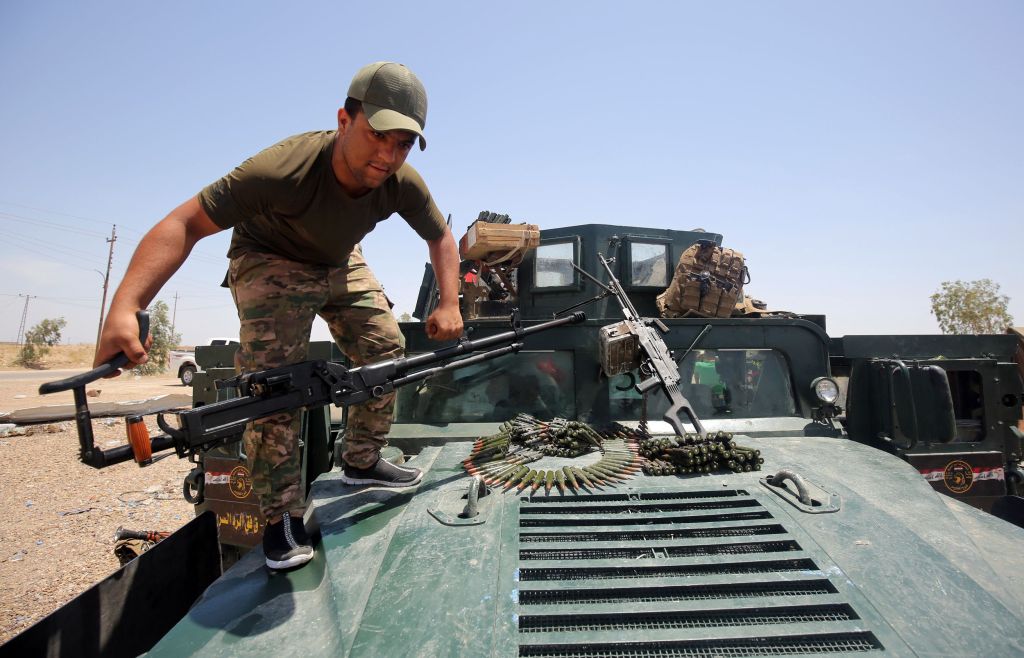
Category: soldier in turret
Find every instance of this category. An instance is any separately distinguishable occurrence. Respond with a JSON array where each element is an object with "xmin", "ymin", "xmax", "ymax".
[{"xmin": 94, "ymin": 62, "xmax": 462, "ymax": 570}]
